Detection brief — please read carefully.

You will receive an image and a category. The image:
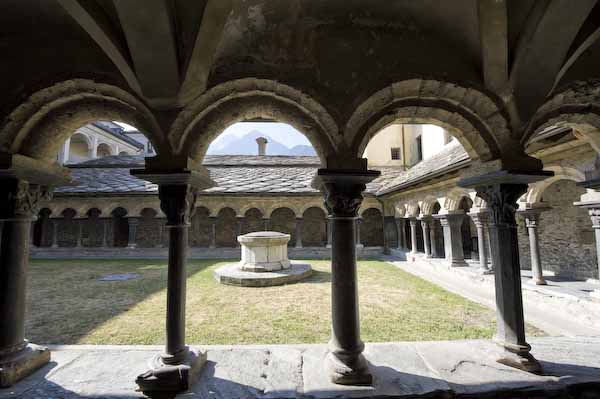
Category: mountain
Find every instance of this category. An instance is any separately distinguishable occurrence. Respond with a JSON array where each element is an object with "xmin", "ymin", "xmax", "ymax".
[
  {"xmin": 207, "ymin": 130, "xmax": 317, "ymax": 156},
  {"xmin": 288, "ymin": 145, "xmax": 316, "ymax": 156}
]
